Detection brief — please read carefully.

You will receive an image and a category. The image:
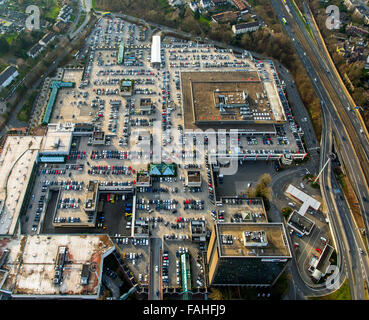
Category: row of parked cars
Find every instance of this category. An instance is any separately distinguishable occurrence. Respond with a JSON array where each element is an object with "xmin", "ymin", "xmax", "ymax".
[
  {"xmin": 162, "ymin": 251, "xmax": 169, "ymax": 285},
  {"xmin": 90, "ymin": 150, "xmax": 132, "ymax": 160},
  {"xmin": 31, "ymin": 194, "xmax": 45, "ymax": 231},
  {"xmin": 57, "ymin": 197, "xmax": 81, "ymax": 209},
  {"xmin": 54, "ymin": 216, "xmax": 81, "ymax": 223},
  {"xmin": 98, "ymin": 181, "xmax": 134, "ymax": 187},
  {"xmin": 205, "ymin": 154, "xmax": 215, "ymax": 205},
  {"xmin": 183, "ymin": 199, "xmax": 205, "ymax": 210},
  {"xmin": 40, "ymin": 169, "xmax": 66, "ymax": 175}
]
